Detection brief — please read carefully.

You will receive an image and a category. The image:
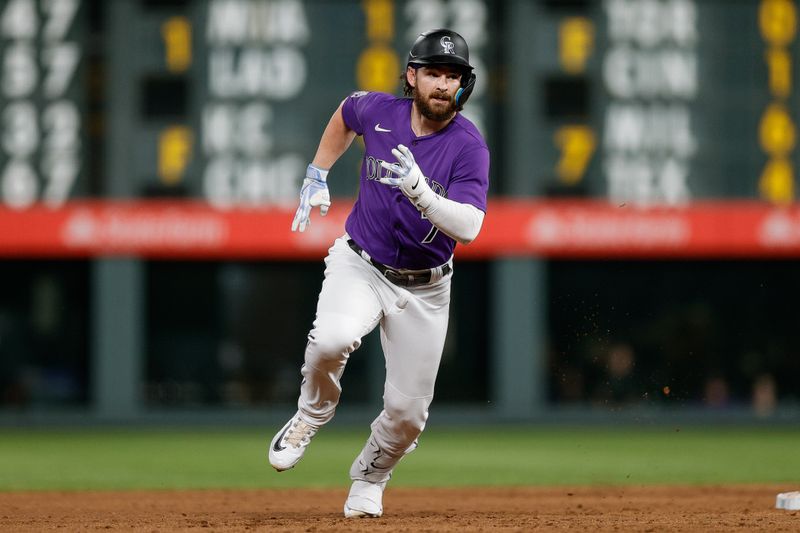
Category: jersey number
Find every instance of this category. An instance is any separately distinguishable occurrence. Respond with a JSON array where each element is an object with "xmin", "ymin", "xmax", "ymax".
[
  {"xmin": 420, "ymin": 180, "xmax": 447, "ymax": 244},
  {"xmin": 421, "ymin": 224, "xmax": 439, "ymax": 244}
]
